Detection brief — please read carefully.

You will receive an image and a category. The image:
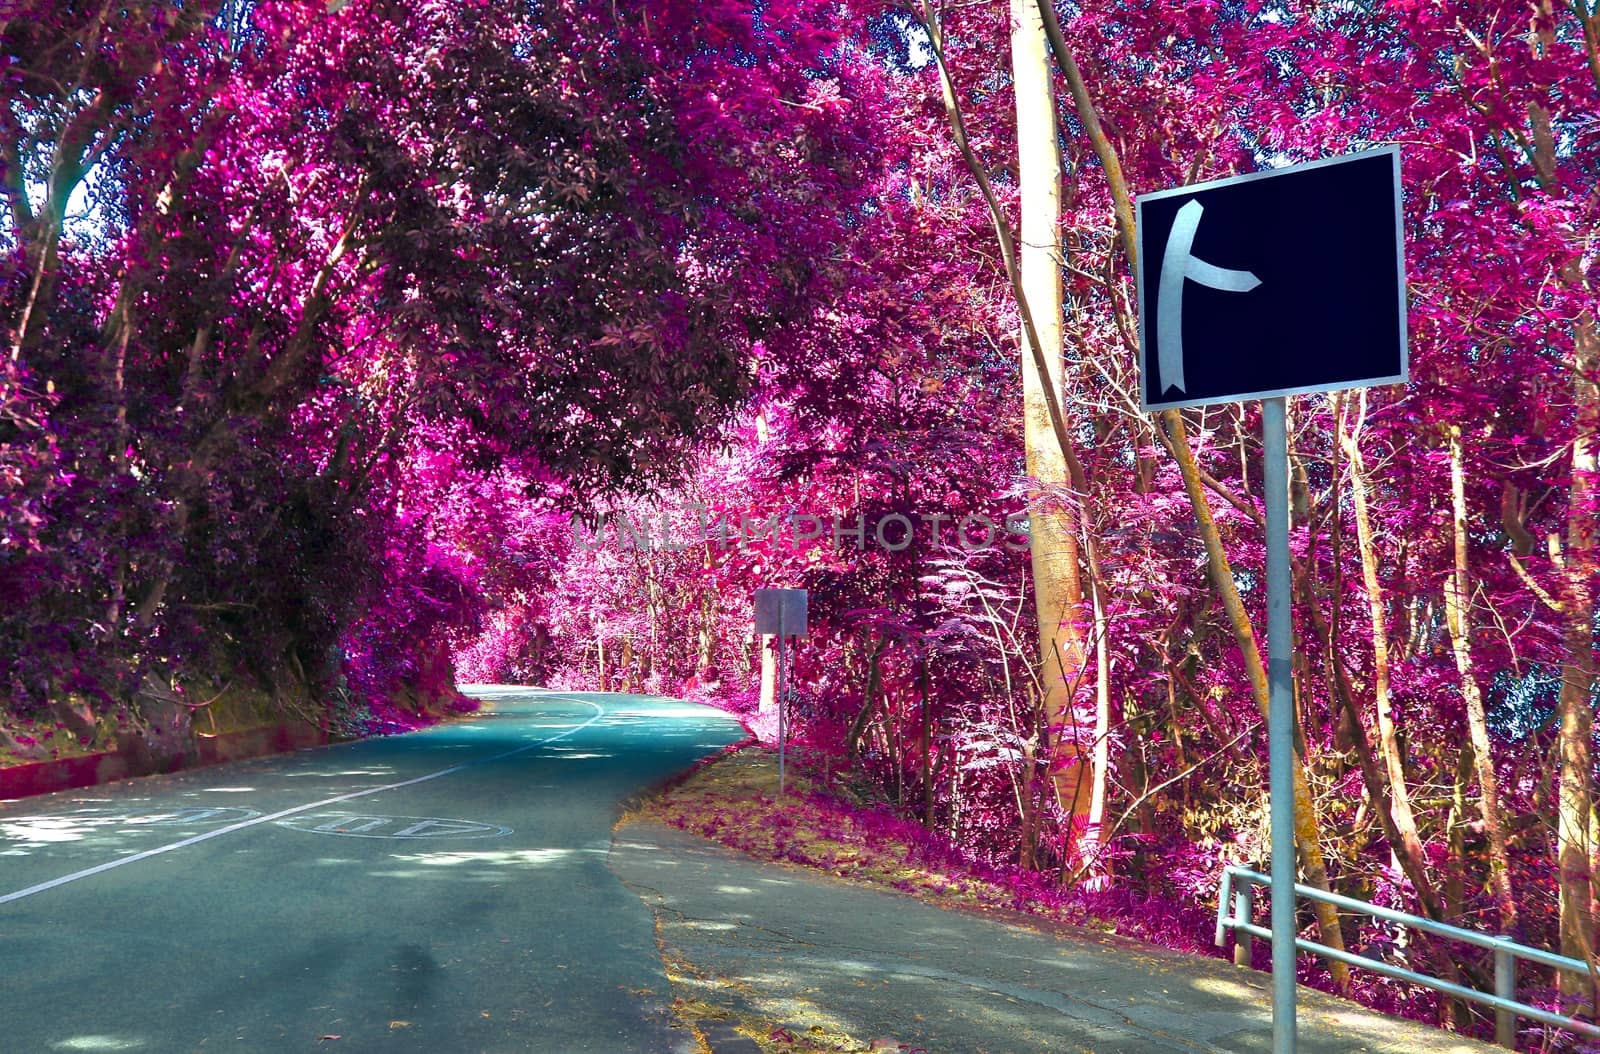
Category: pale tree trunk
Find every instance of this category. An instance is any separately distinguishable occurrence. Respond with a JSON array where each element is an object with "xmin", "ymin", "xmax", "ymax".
[
  {"xmin": 1556, "ymin": 312, "xmax": 1598, "ymax": 996},
  {"xmin": 921, "ymin": 654, "xmax": 935, "ymax": 830},
  {"xmin": 643, "ymin": 558, "xmax": 662, "ymax": 682},
  {"xmin": 1077, "ymin": 556, "xmax": 1113, "ymax": 888},
  {"xmin": 1010, "ymin": 0, "xmax": 1092, "ymax": 833},
  {"xmin": 916, "ymin": 2, "xmax": 1099, "ymax": 850},
  {"xmin": 698, "ymin": 592, "xmax": 717, "ymax": 669},
  {"xmin": 1029, "ymin": 2, "xmax": 1349, "ymax": 975},
  {"xmin": 1018, "ymin": 685, "xmax": 1045, "ymax": 869},
  {"xmin": 752, "ymin": 402, "xmax": 780, "ymax": 730},
  {"xmin": 1444, "ymin": 424, "xmax": 1516, "ymax": 932},
  {"xmin": 1338, "ymin": 395, "xmax": 1432, "ymax": 897},
  {"xmin": 759, "ymin": 633, "xmax": 778, "ymax": 727}
]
